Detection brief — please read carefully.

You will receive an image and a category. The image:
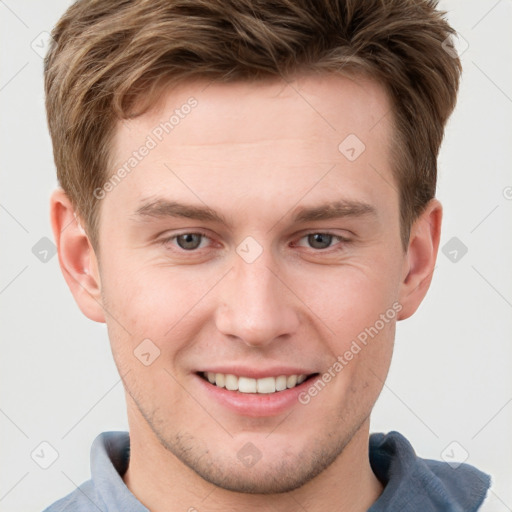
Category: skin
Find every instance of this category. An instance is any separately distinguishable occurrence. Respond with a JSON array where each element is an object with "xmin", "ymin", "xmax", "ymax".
[{"xmin": 50, "ymin": 73, "xmax": 442, "ymax": 512}]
